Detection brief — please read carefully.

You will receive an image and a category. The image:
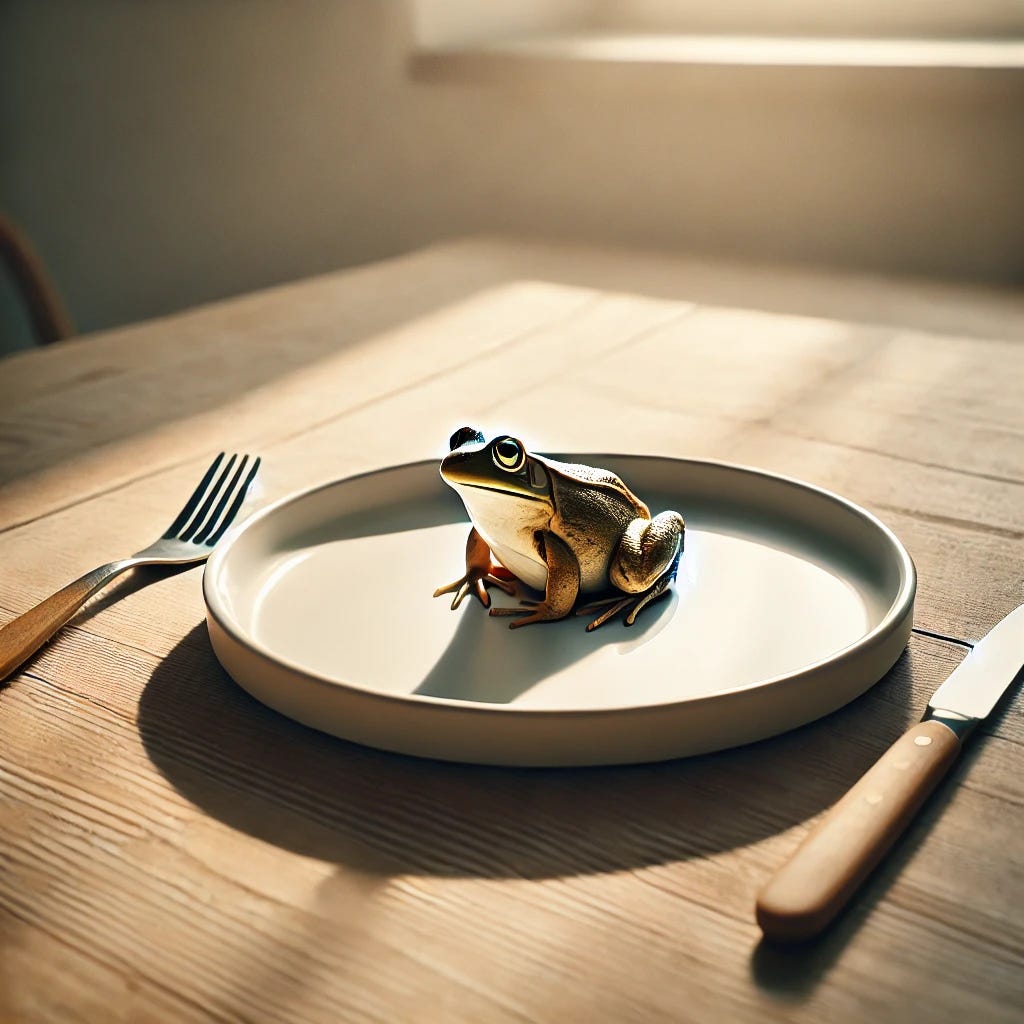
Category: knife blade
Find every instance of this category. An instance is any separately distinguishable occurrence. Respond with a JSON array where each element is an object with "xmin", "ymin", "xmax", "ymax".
[{"xmin": 756, "ymin": 603, "xmax": 1024, "ymax": 943}]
